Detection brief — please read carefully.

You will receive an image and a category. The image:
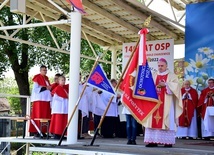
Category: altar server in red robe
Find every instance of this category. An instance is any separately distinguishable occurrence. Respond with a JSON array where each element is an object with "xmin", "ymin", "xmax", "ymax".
[
  {"xmin": 49, "ymin": 75, "xmax": 69, "ymax": 139},
  {"xmin": 176, "ymin": 80, "xmax": 198, "ymax": 138},
  {"xmin": 29, "ymin": 65, "xmax": 52, "ymax": 136},
  {"xmin": 51, "ymin": 73, "xmax": 61, "ymax": 92},
  {"xmin": 198, "ymin": 78, "xmax": 214, "ymax": 138}
]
